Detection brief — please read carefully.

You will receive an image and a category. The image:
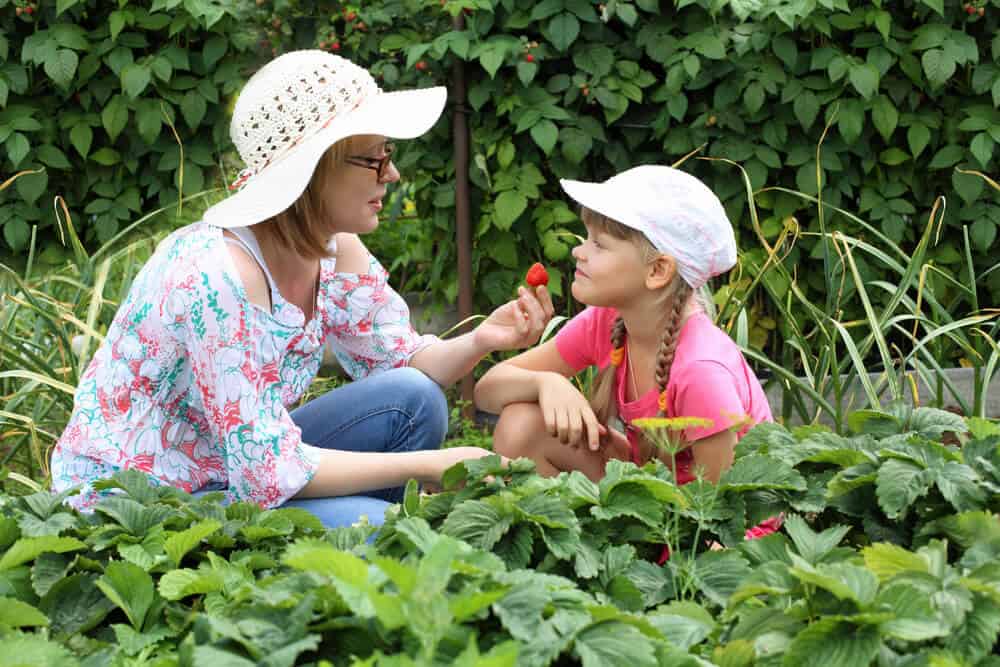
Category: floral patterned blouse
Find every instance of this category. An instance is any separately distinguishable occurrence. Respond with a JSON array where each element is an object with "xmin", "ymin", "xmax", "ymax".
[{"xmin": 50, "ymin": 222, "xmax": 438, "ymax": 510}]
